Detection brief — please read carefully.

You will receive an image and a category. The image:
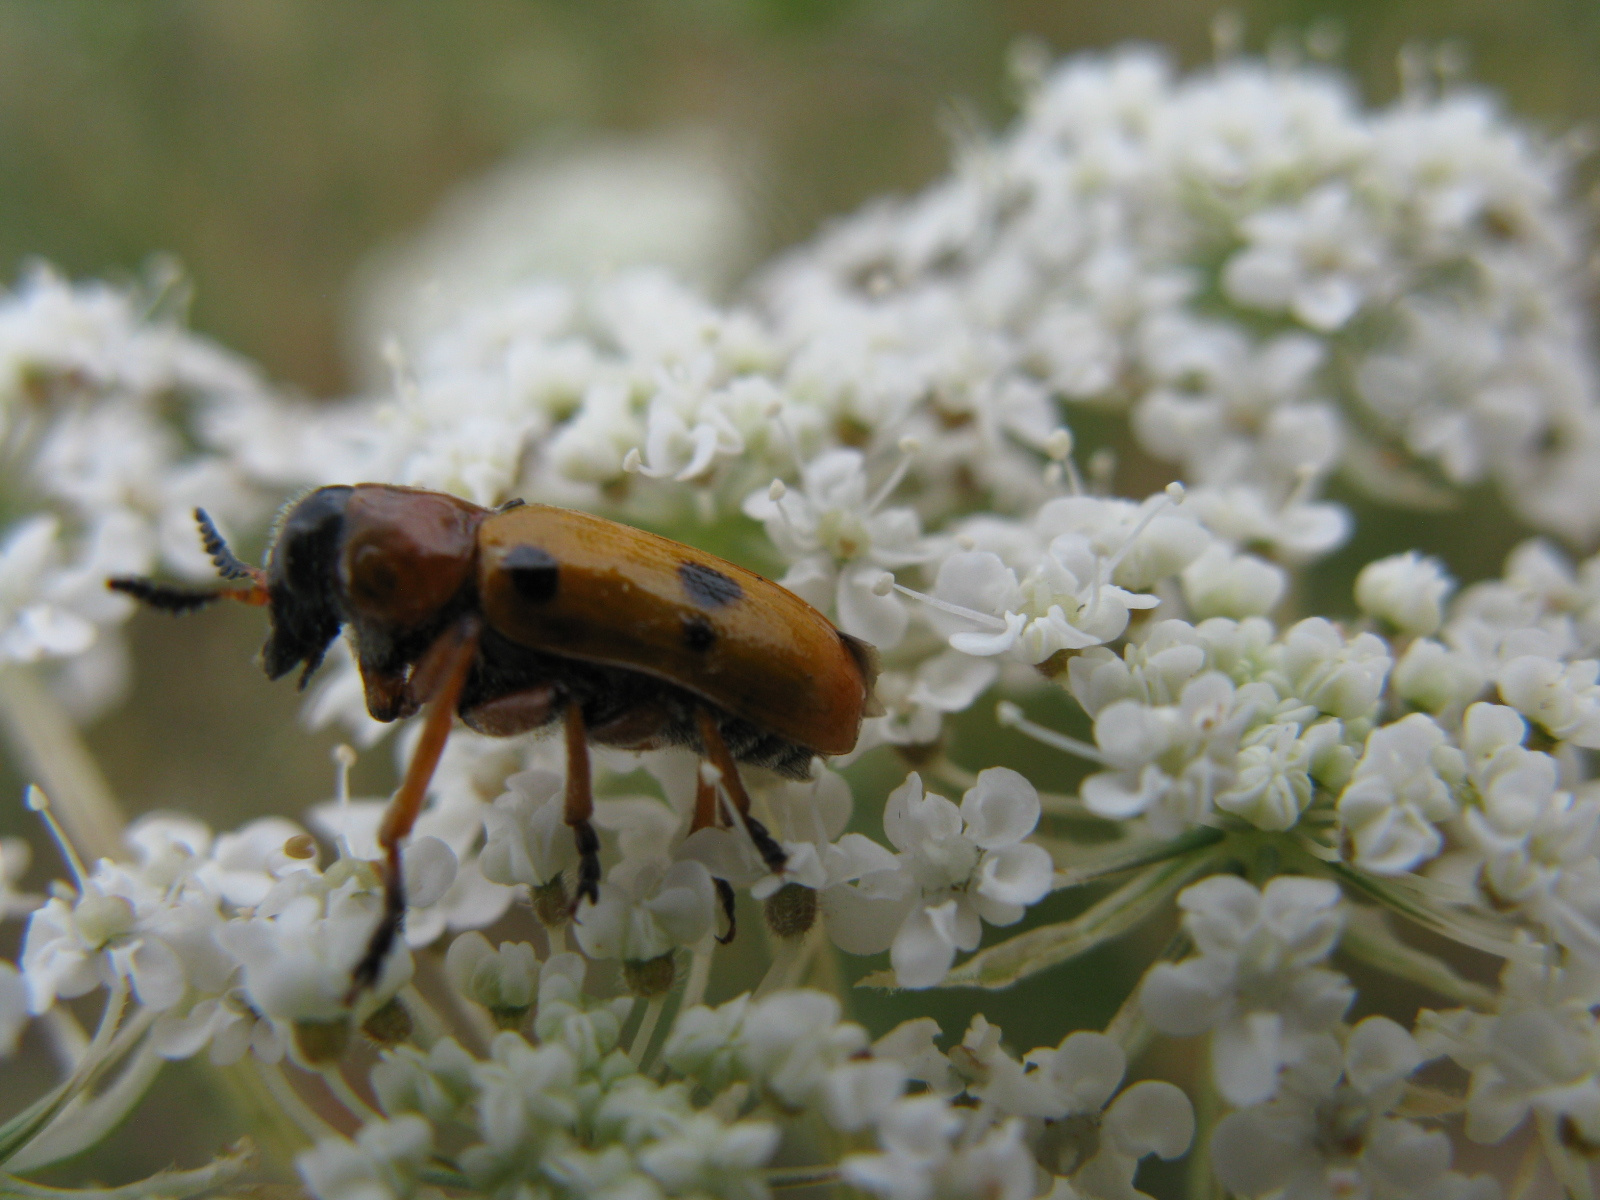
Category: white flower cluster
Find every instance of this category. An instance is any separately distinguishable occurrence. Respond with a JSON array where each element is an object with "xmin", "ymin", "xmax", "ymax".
[
  {"xmin": 0, "ymin": 265, "xmax": 290, "ymax": 716},
  {"xmin": 763, "ymin": 48, "xmax": 1600, "ymax": 542},
  {"xmin": 3, "ymin": 38, "xmax": 1600, "ymax": 1200}
]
